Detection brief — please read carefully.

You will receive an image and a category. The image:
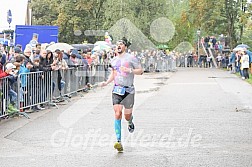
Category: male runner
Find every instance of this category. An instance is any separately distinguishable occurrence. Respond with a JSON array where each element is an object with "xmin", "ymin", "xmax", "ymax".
[{"xmin": 101, "ymin": 37, "xmax": 143, "ymax": 152}]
